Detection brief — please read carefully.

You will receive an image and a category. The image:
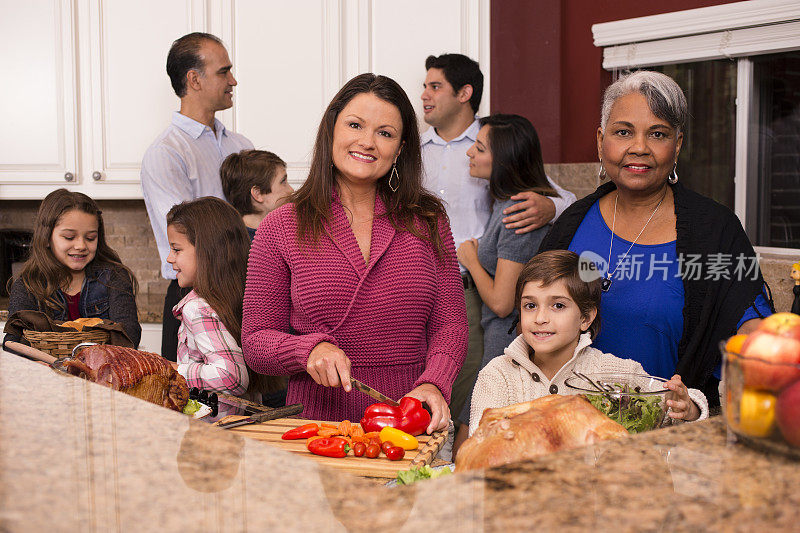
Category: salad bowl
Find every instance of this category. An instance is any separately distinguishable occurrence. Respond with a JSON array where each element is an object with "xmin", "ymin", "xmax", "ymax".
[{"xmin": 565, "ymin": 372, "xmax": 670, "ymax": 433}]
